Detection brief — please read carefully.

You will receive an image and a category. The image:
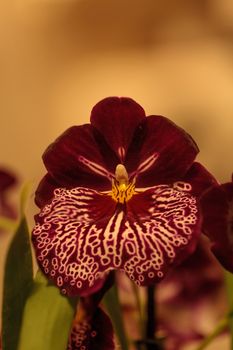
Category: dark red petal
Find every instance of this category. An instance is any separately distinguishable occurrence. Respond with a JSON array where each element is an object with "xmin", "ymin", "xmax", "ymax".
[
  {"xmin": 126, "ymin": 115, "xmax": 199, "ymax": 187},
  {"xmin": 90, "ymin": 97, "xmax": 146, "ymax": 162},
  {"xmin": 67, "ymin": 307, "xmax": 115, "ymax": 350},
  {"xmin": 181, "ymin": 162, "xmax": 218, "ymax": 198},
  {"xmin": 35, "ymin": 173, "xmax": 60, "ymax": 208},
  {"xmin": 32, "ymin": 181, "xmax": 201, "ymax": 295},
  {"xmin": 0, "ymin": 168, "xmax": 16, "ymax": 192},
  {"xmin": 43, "ymin": 124, "xmax": 117, "ymax": 192},
  {"xmin": 201, "ymin": 181, "xmax": 233, "ymax": 272},
  {"xmin": 0, "ymin": 168, "xmax": 17, "ymax": 219}
]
